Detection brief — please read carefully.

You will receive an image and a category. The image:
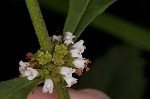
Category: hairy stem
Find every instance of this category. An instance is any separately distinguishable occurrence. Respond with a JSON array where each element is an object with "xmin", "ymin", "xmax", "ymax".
[
  {"xmin": 53, "ymin": 78, "xmax": 70, "ymax": 99},
  {"xmin": 25, "ymin": 0, "xmax": 70, "ymax": 99},
  {"xmin": 25, "ymin": 0, "xmax": 52, "ymax": 52}
]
